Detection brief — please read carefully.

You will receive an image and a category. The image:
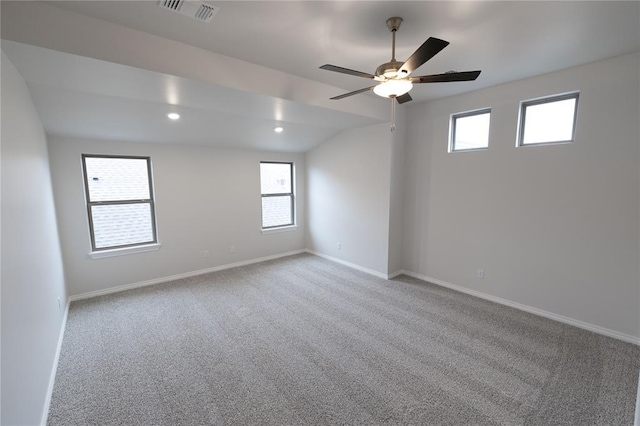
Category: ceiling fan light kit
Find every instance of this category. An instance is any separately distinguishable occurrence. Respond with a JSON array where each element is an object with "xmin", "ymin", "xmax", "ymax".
[
  {"xmin": 320, "ymin": 16, "xmax": 482, "ymax": 130},
  {"xmin": 373, "ymin": 79, "xmax": 413, "ymax": 98}
]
